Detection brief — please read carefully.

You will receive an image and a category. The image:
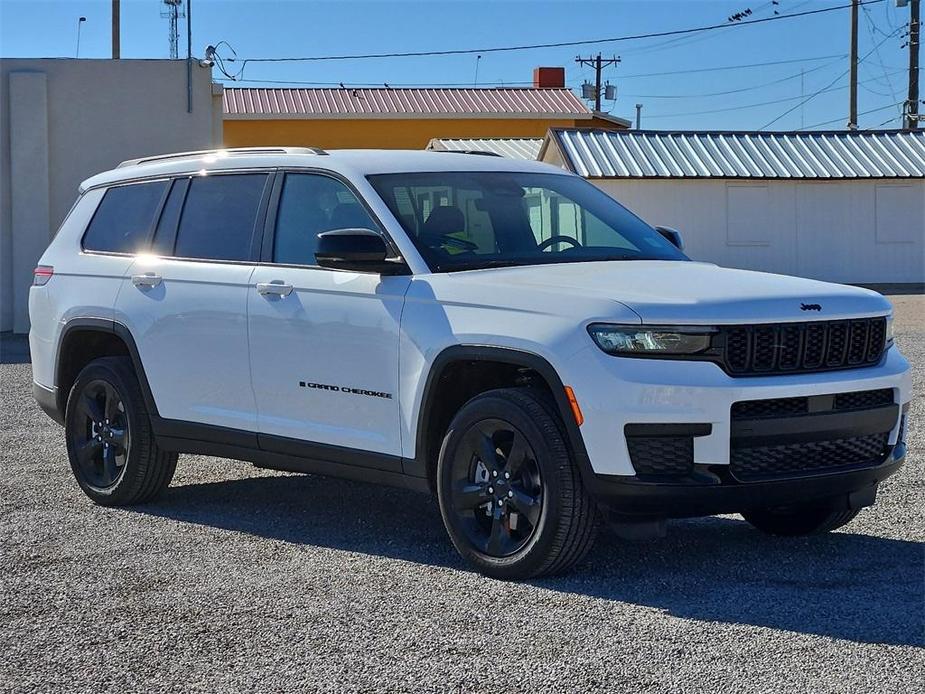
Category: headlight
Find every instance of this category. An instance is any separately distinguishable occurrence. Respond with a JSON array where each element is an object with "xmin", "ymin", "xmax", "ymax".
[
  {"xmin": 588, "ymin": 324, "xmax": 715, "ymax": 356},
  {"xmin": 885, "ymin": 315, "xmax": 894, "ymax": 348}
]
